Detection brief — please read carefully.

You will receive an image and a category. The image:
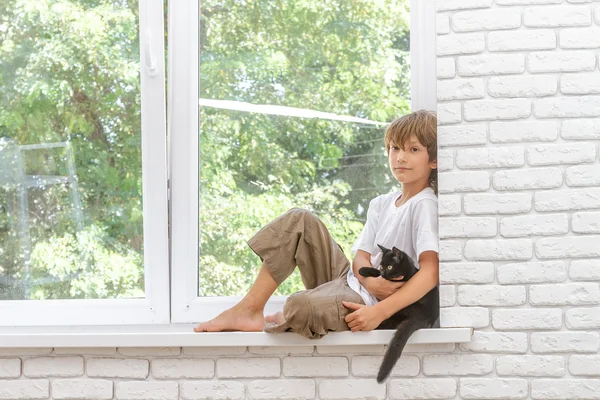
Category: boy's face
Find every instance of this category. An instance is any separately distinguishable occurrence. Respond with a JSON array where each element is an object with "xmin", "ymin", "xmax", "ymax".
[{"xmin": 388, "ymin": 136, "xmax": 436, "ymax": 187}]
